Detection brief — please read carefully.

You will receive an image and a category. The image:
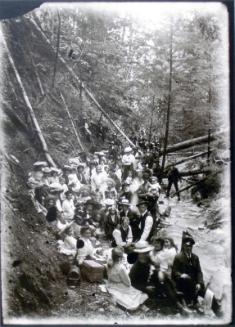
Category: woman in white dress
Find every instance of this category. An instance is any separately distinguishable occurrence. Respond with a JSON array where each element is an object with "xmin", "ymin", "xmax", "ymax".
[{"xmin": 106, "ymin": 247, "xmax": 148, "ymax": 311}]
